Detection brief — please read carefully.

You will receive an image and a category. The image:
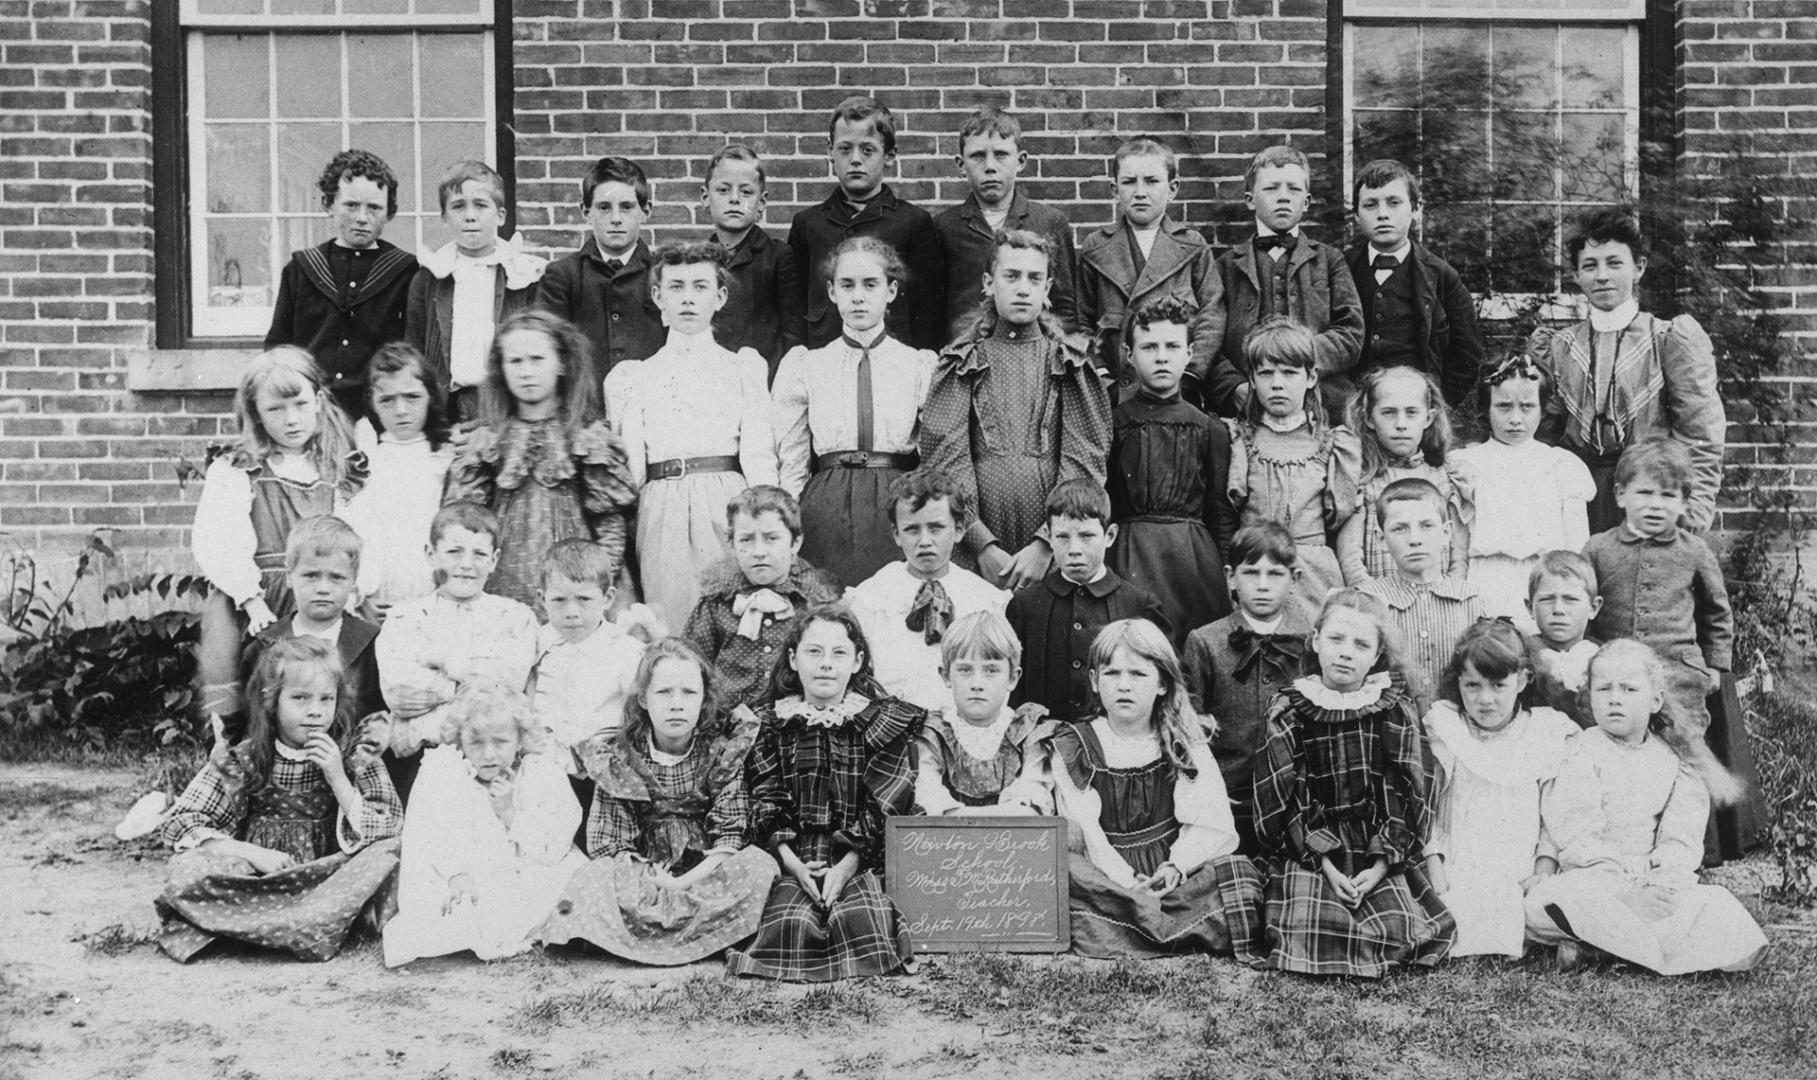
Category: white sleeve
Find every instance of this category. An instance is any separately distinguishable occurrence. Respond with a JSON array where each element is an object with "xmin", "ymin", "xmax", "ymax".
[
  {"xmin": 603, "ymin": 365, "xmax": 646, "ymax": 487},
  {"xmin": 1165, "ymin": 743, "xmax": 1241, "ymax": 874},
  {"xmin": 736, "ymin": 349, "xmax": 779, "ymax": 486},
  {"xmin": 191, "ymin": 458, "xmax": 262, "ymax": 607},
  {"xmin": 508, "ymin": 754, "xmax": 584, "ymax": 866},
  {"xmin": 771, "ymin": 346, "xmax": 813, "ymax": 497},
  {"xmin": 1043, "ymin": 741, "xmax": 1139, "ymax": 889},
  {"xmin": 913, "ymin": 733, "xmax": 963, "ymax": 817}
]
